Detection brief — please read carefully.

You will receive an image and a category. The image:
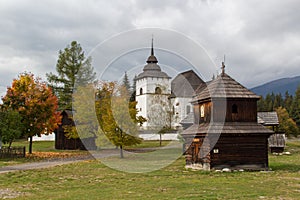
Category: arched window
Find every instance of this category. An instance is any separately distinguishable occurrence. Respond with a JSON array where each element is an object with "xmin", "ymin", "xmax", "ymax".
[
  {"xmin": 232, "ymin": 104, "xmax": 238, "ymax": 113},
  {"xmin": 186, "ymin": 105, "xmax": 191, "ymax": 115},
  {"xmin": 155, "ymin": 87, "xmax": 162, "ymax": 94},
  {"xmin": 200, "ymin": 105, "xmax": 205, "ymax": 117},
  {"xmin": 140, "ymin": 88, "xmax": 143, "ymax": 95}
]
